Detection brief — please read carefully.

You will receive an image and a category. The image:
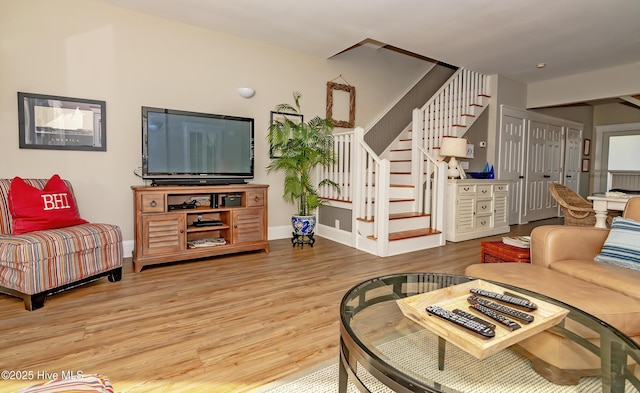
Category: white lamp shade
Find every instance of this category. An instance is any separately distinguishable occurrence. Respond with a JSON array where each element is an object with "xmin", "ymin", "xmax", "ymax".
[
  {"xmin": 238, "ymin": 87, "xmax": 256, "ymax": 98},
  {"xmin": 440, "ymin": 137, "xmax": 468, "ymax": 158}
]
